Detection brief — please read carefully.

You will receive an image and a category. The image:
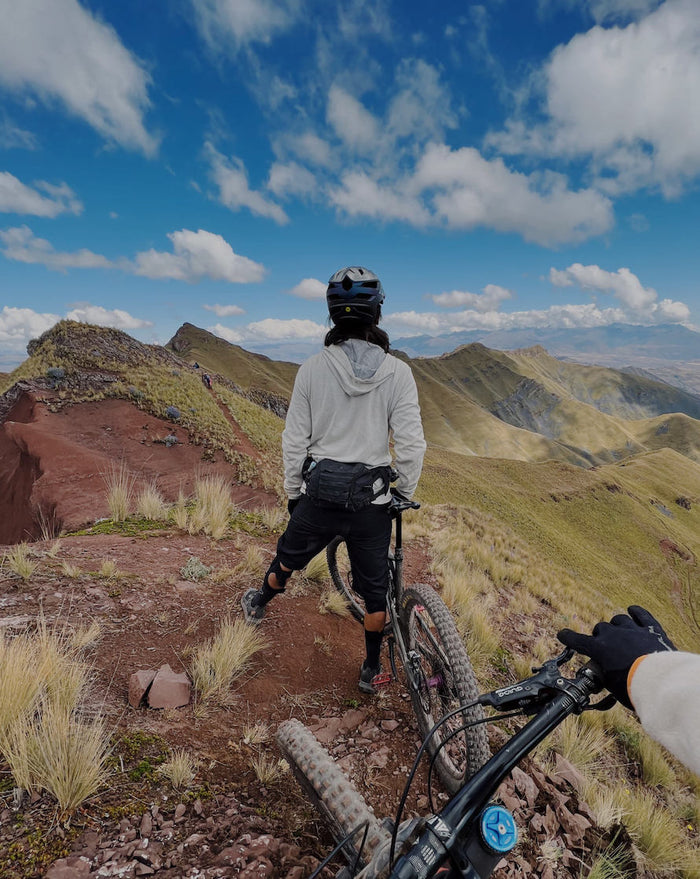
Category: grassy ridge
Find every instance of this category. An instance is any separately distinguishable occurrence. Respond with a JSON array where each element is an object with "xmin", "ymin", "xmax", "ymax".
[
  {"xmin": 166, "ymin": 323, "xmax": 297, "ymax": 397},
  {"xmin": 419, "ymin": 446, "xmax": 700, "ymax": 650},
  {"xmin": 409, "ymin": 343, "xmax": 700, "ymax": 466}
]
